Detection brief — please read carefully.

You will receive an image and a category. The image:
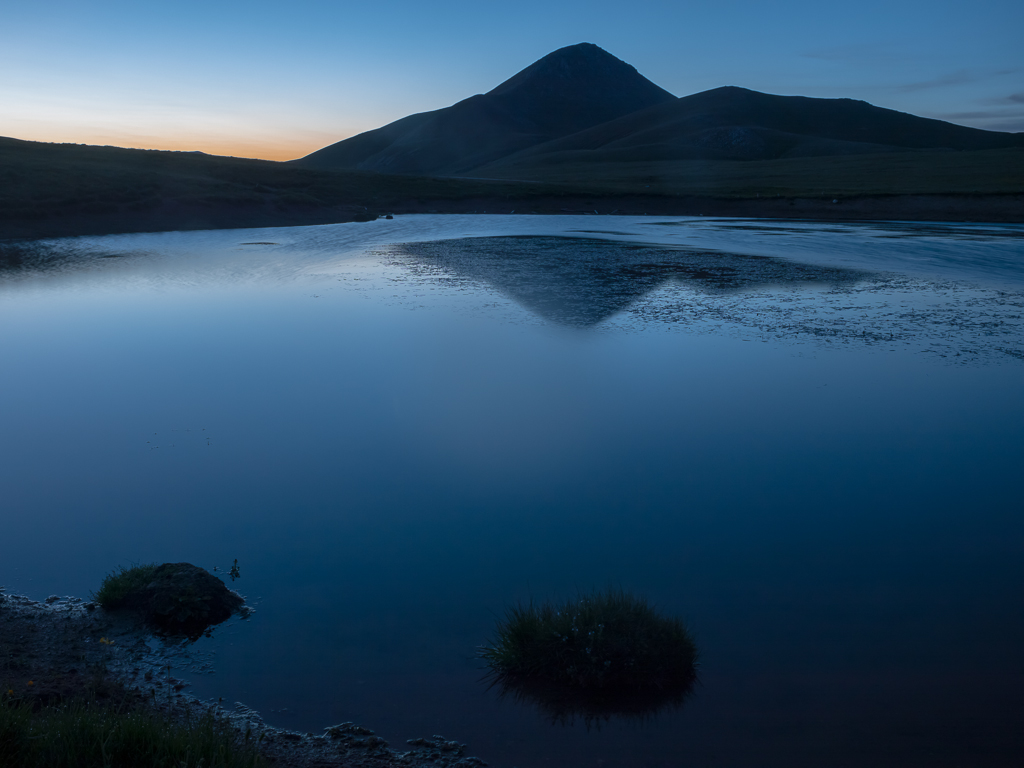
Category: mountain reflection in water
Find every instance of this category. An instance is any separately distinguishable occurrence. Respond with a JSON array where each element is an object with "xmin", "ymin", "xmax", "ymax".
[
  {"xmin": 491, "ymin": 675, "xmax": 696, "ymax": 728},
  {"xmin": 386, "ymin": 236, "xmax": 1023, "ymax": 364},
  {"xmin": 390, "ymin": 236, "xmax": 866, "ymax": 328}
]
